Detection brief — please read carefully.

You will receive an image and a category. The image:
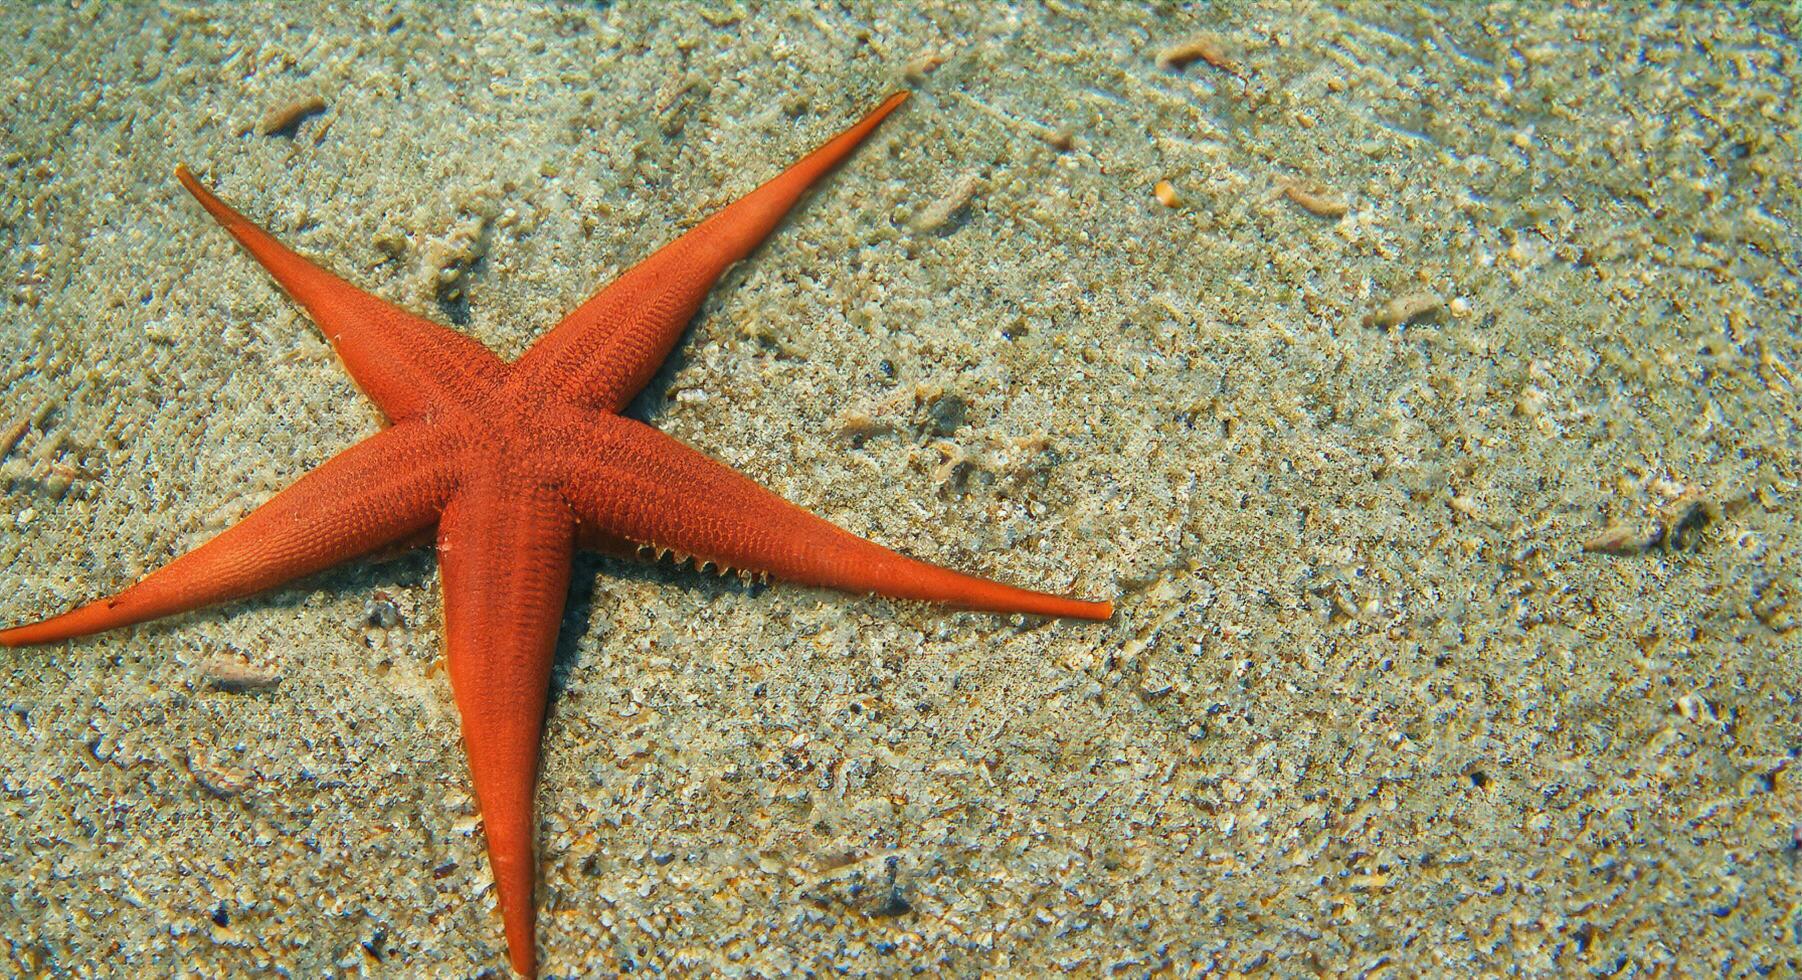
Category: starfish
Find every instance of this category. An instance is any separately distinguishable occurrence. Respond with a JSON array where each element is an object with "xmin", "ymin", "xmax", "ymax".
[{"xmin": 0, "ymin": 91, "xmax": 1110, "ymax": 975}]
